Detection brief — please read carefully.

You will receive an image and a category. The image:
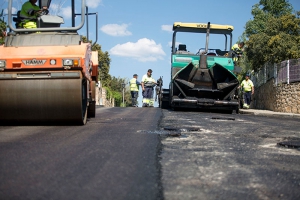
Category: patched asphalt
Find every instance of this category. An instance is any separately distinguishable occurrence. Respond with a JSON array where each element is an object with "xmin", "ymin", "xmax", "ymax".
[{"xmin": 159, "ymin": 109, "xmax": 300, "ymax": 200}]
